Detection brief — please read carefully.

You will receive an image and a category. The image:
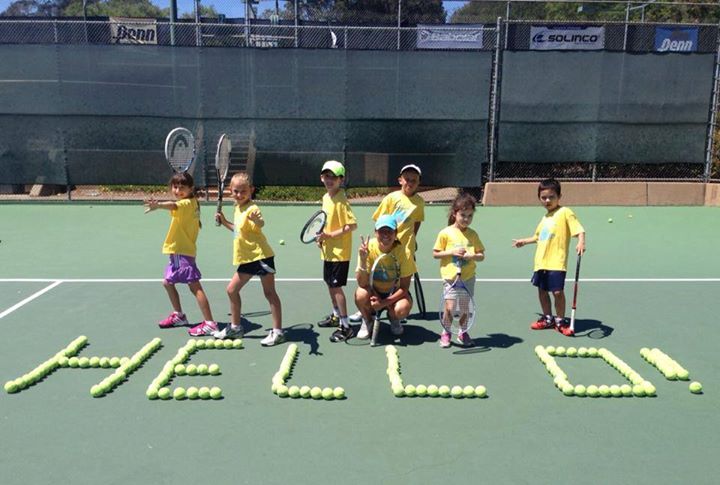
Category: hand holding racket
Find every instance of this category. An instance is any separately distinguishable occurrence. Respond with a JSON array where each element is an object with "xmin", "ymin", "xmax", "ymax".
[
  {"xmin": 215, "ymin": 134, "xmax": 231, "ymax": 226},
  {"xmin": 164, "ymin": 127, "xmax": 196, "ymax": 174},
  {"xmin": 440, "ymin": 259, "xmax": 476, "ymax": 338},
  {"xmin": 565, "ymin": 253, "xmax": 582, "ymax": 337},
  {"xmin": 300, "ymin": 210, "xmax": 327, "ymax": 244}
]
